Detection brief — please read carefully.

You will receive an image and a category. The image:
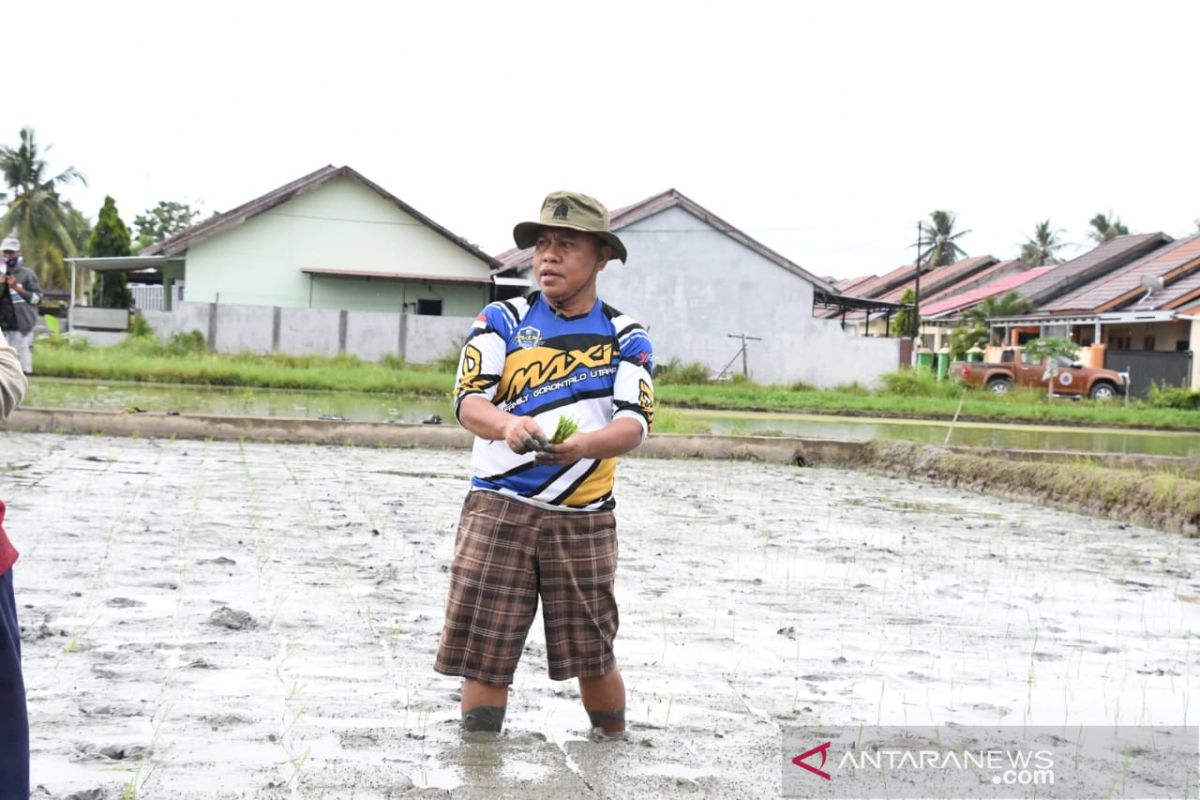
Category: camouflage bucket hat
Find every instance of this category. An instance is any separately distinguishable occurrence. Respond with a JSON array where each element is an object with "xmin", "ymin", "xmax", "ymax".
[{"xmin": 513, "ymin": 191, "xmax": 627, "ymax": 262}]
